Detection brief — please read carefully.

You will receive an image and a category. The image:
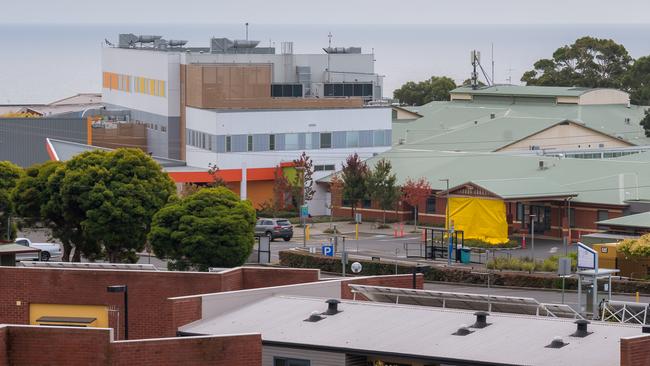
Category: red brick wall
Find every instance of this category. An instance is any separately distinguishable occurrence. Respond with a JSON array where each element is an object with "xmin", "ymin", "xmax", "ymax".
[
  {"xmin": 621, "ymin": 335, "xmax": 650, "ymax": 366},
  {"xmin": 0, "ymin": 267, "xmax": 320, "ymax": 340},
  {"xmin": 5, "ymin": 326, "xmax": 110, "ymax": 365},
  {"xmin": 170, "ymin": 297, "xmax": 202, "ymax": 332},
  {"xmin": 0, "ymin": 325, "xmax": 261, "ymax": 366},
  {"xmin": 242, "ymin": 267, "xmax": 319, "ymax": 289},
  {"xmin": 340, "ymin": 274, "xmax": 424, "ymax": 300},
  {"xmin": 111, "ymin": 334, "xmax": 261, "ymax": 366},
  {"xmin": 0, "ymin": 327, "xmax": 7, "ymax": 366}
]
